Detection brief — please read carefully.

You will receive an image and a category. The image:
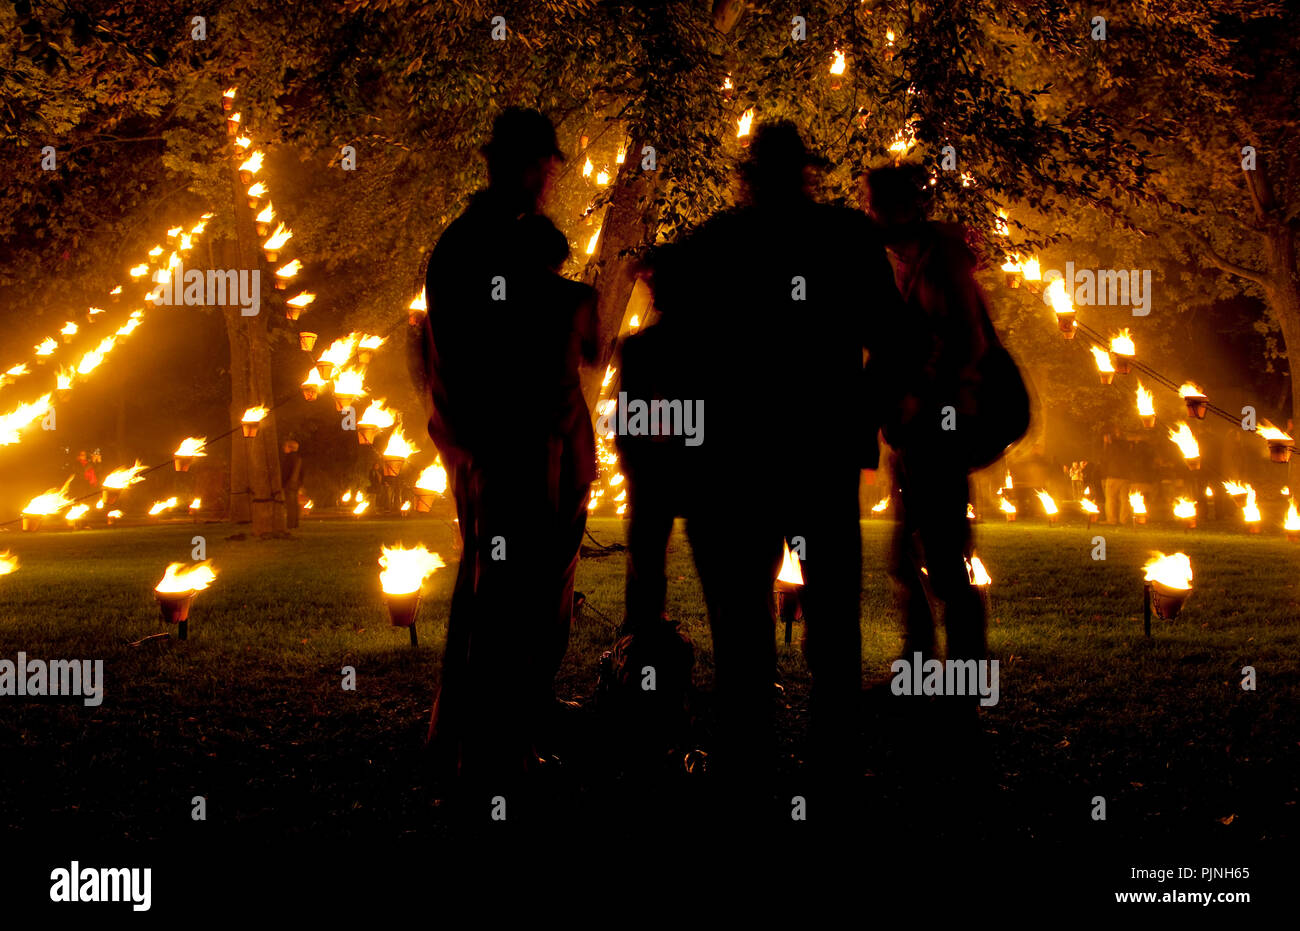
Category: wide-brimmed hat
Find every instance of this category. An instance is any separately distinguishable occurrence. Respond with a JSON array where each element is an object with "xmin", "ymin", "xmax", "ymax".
[
  {"xmin": 481, "ymin": 106, "xmax": 565, "ymax": 164},
  {"xmin": 741, "ymin": 120, "xmax": 830, "ymax": 175}
]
